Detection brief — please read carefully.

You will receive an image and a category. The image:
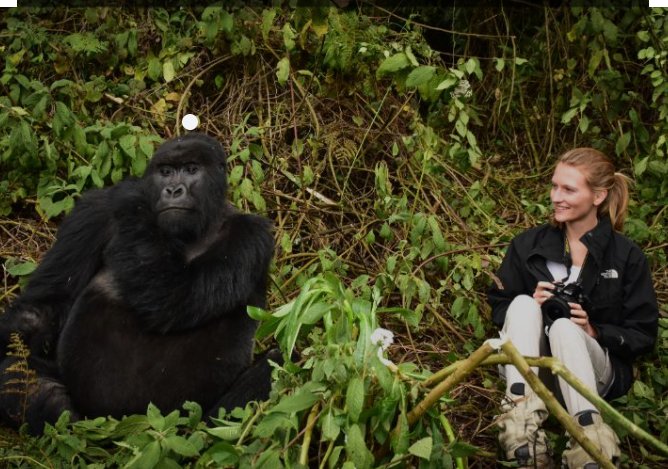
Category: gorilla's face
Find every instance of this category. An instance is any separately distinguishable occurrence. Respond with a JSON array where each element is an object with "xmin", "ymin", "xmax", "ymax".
[
  {"xmin": 146, "ymin": 134, "xmax": 228, "ymax": 241},
  {"xmin": 153, "ymin": 162, "xmax": 201, "ymax": 239}
]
